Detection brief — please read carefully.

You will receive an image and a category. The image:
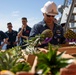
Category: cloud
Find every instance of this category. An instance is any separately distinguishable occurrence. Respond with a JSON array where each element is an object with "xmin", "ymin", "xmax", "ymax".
[
  {"xmin": 11, "ymin": 11, "xmax": 20, "ymax": 17},
  {"xmin": 0, "ymin": 19, "xmax": 8, "ymax": 32},
  {"xmin": 28, "ymin": 17, "xmax": 38, "ymax": 21},
  {"xmin": 28, "ymin": 17, "xmax": 41, "ymax": 27}
]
